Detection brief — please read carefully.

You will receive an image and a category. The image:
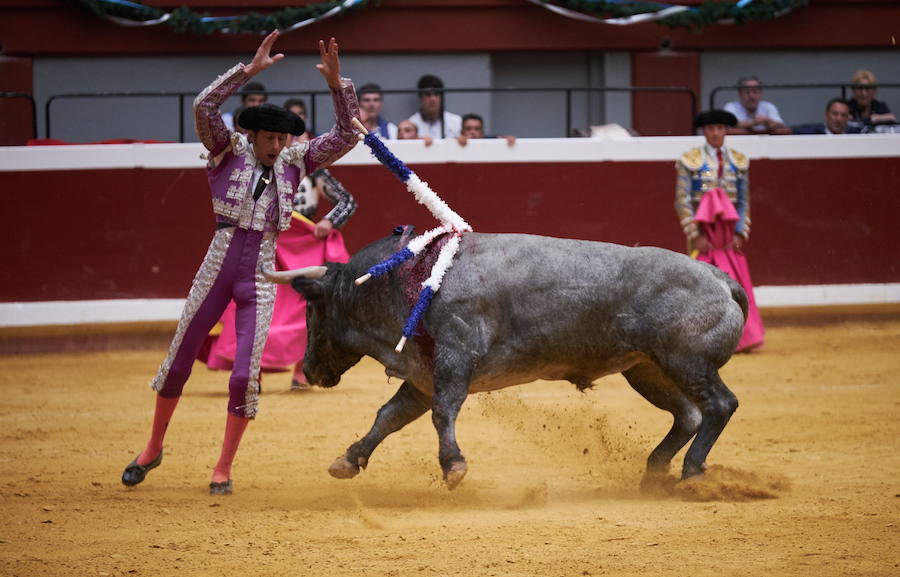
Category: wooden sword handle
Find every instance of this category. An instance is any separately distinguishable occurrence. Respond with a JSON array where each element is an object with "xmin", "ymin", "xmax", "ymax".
[{"xmin": 351, "ymin": 117, "xmax": 368, "ymax": 134}]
